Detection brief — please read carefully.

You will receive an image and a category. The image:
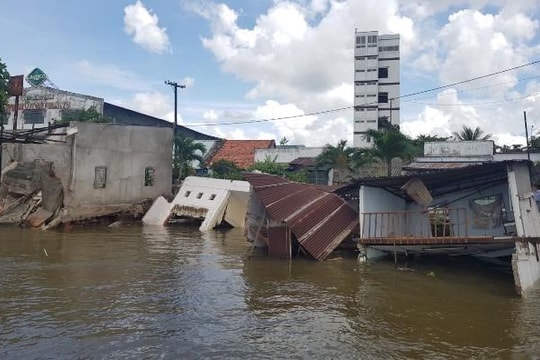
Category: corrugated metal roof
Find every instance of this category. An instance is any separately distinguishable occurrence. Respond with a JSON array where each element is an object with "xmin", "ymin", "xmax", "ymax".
[
  {"xmin": 289, "ymin": 157, "xmax": 316, "ymax": 166},
  {"xmin": 336, "ymin": 160, "xmax": 524, "ymax": 201},
  {"xmin": 243, "ymin": 173, "xmax": 359, "ymax": 261}
]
